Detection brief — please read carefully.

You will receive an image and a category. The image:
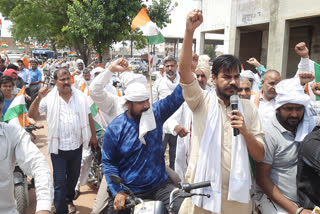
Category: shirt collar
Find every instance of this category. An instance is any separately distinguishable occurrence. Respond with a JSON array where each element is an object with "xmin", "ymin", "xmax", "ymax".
[{"xmin": 271, "ymin": 115, "xmax": 290, "ymax": 134}]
